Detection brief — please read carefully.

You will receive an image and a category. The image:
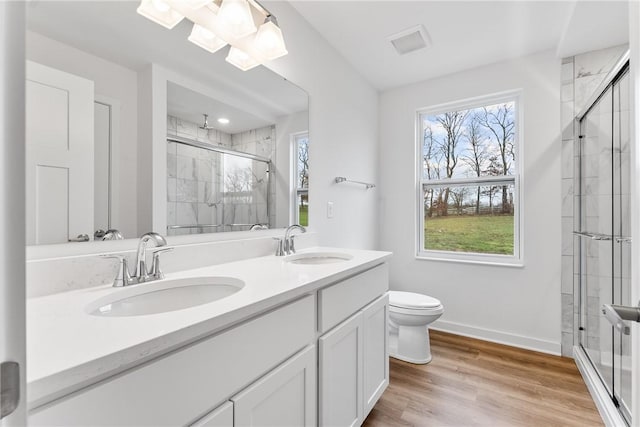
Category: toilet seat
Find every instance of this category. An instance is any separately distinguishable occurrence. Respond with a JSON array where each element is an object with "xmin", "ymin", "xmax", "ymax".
[
  {"xmin": 389, "ymin": 304, "xmax": 444, "ymax": 316},
  {"xmin": 389, "ymin": 291, "xmax": 441, "ymax": 309}
]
